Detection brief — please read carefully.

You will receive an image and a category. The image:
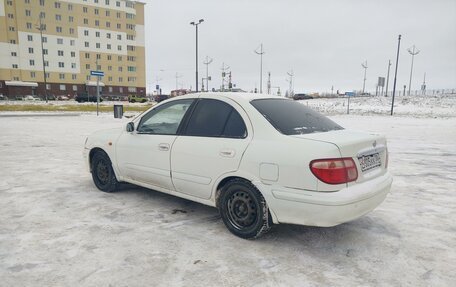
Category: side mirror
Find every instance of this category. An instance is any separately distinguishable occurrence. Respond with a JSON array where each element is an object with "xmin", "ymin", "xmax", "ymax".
[{"xmin": 126, "ymin": 122, "xmax": 135, "ymax": 132}]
